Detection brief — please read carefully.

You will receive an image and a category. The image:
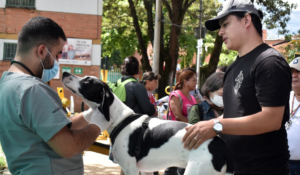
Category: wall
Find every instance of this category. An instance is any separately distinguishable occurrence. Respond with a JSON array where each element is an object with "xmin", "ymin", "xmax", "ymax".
[
  {"xmin": 0, "ymin": 0, "xmax": 103, "ymax": 112},
  {"xmin": 51, "ymin": 65, "xmax": 100, "ymax": 112}
]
